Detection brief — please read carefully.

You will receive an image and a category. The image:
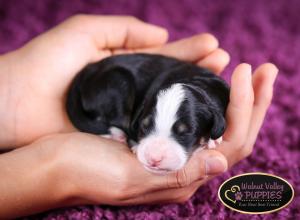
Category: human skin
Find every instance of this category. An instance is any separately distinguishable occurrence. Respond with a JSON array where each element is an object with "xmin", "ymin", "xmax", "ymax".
[{"xmin": 0, "ymin": 15, "xmax": 278, "ymax": 218}]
